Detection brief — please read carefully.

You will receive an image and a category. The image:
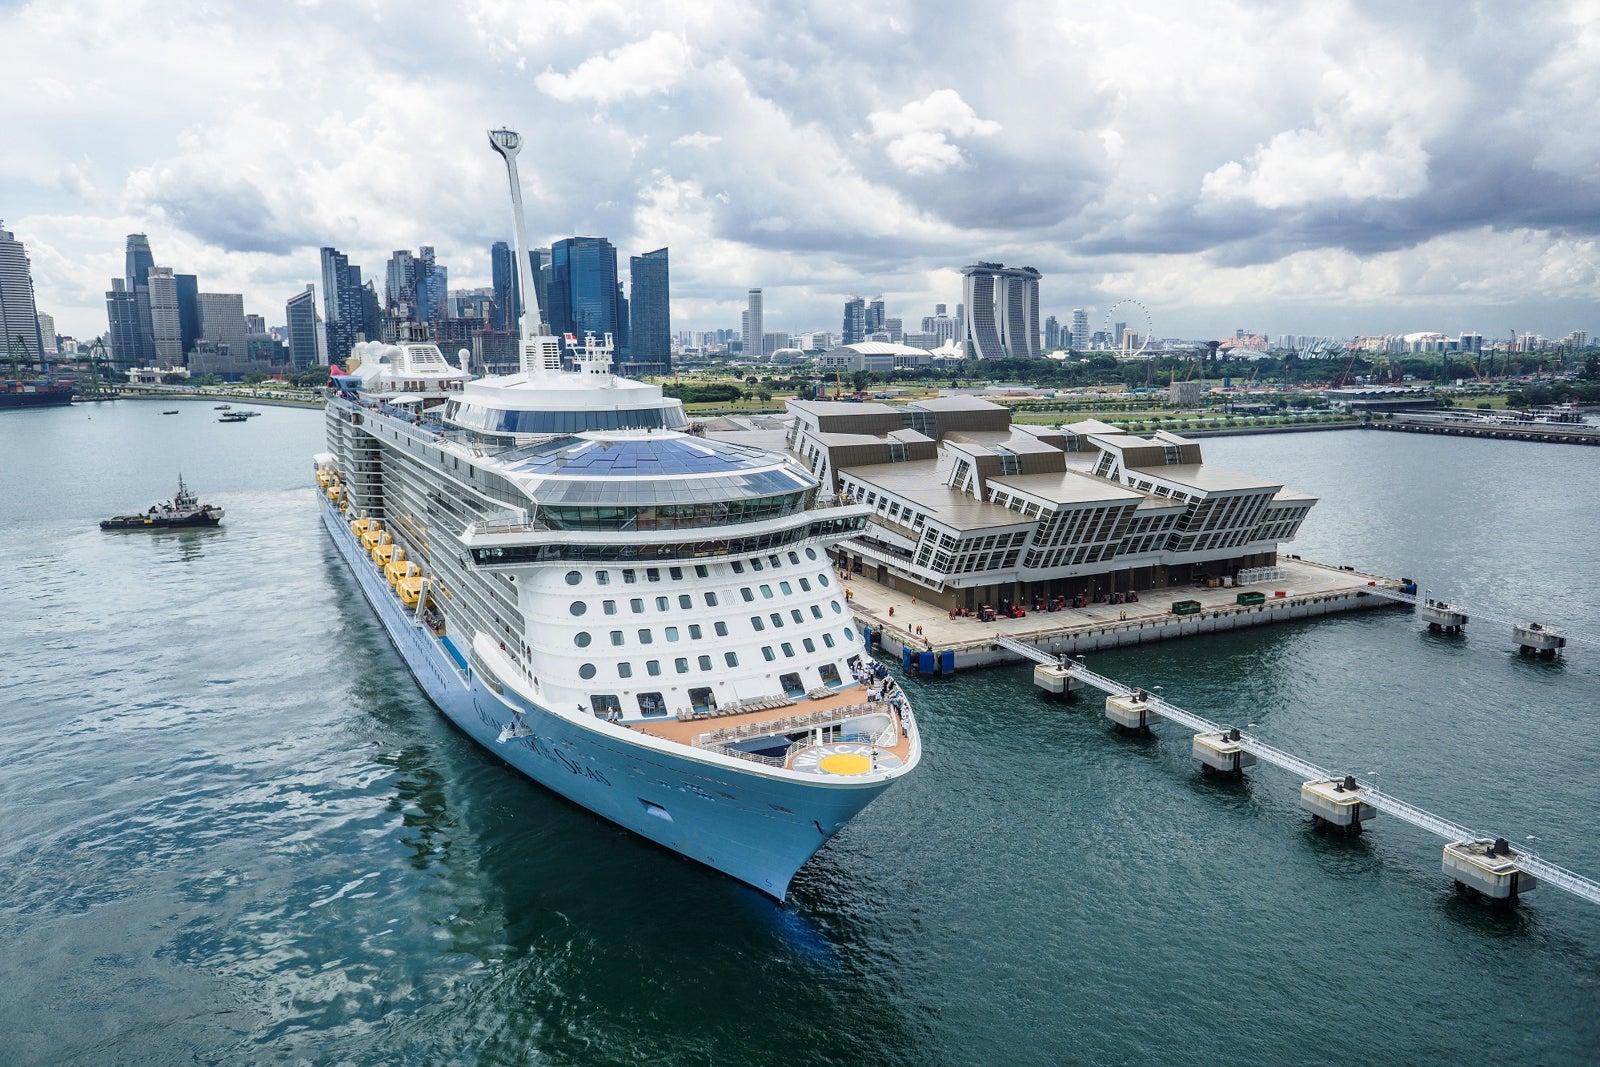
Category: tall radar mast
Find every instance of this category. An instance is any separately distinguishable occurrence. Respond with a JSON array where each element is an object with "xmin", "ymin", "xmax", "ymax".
[{"xmin": 488, "ymin": 128, "xmax": 559, "ymax": 375}]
